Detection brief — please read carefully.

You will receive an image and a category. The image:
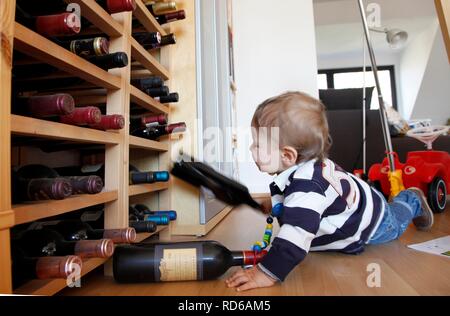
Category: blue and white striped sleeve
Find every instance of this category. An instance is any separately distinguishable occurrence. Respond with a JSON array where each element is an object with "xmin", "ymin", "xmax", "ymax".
[{"xmin": 259, "ymin": 179, "xmax": 328, "ymax": 281}]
